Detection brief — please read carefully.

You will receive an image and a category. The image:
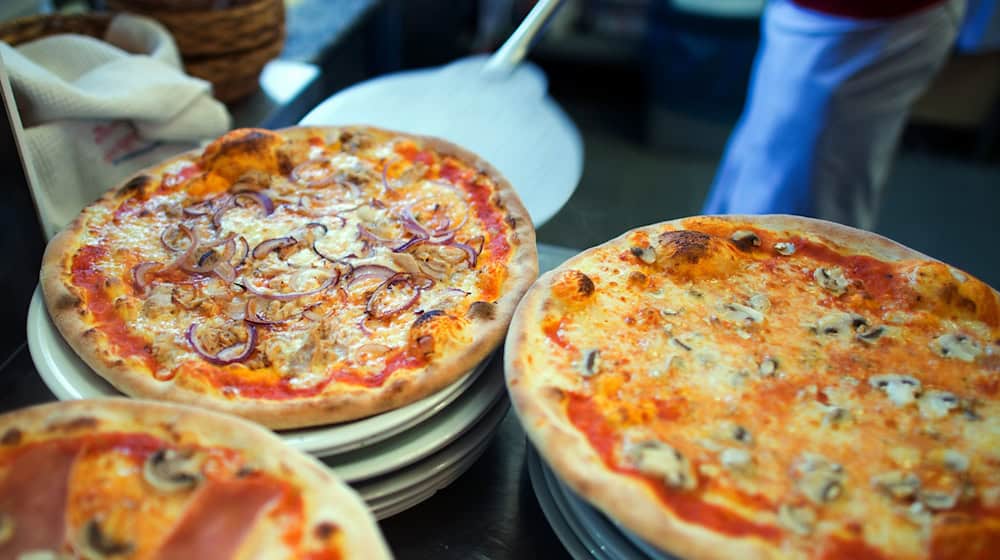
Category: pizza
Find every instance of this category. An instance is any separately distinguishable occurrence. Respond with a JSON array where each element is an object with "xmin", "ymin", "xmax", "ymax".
[
  {"xmin": 0, "ymin": 398, "xmax": 390, "ymax": 559},
  {"xmin": 505, "ymin": 215, "xmax": 1000, "ymax": 559},
  {"xmin": 41, "ymin": 126, "xmax": 536, "ymax": 429}
]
